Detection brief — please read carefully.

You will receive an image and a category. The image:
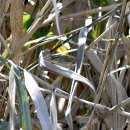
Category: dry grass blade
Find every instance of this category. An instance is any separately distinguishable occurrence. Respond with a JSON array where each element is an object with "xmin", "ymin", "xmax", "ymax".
[
  {"xmin": 39, "ymin": 50, "xmax": 96, "ymax": 95},
  {"xmin": 50, "ymin": 93, "xmax": 57, "ymax": 130},
  {"xmin": 60, "ymin": 3, "xmax": 122, "ymax": 20},
  {"xmin": 9, "ymin": 66, "xmax": 16, "ymax": 130},
  {"xmin": 87, "ymin": 22, "xmax": 118, "ymax": 51},
  {"xmin": 1, "ymin": 0, "xmax": 130, "ymax": 129},
  {"xmin": 65, "ymin": 27, "xmax": 90, "ymax": 130},
  {"xmin": 0, "ymin": 34, "xmax": 11, "ymax": 54},
  {"xmin": 8, "ymin": 62, "xmax": 32, "ymax": 130},
  {"xmin": 0, "ymin": 0, "xmax": 10, "ymax": 28},
  {"xmin": 122, "ymin": 34, "xmax": 130, "ymax": 64},
  {"xmin": 85, "ymin": 48, "xmax": 103, "ymax": 73},
  {"xmin": 52, "ymin": 0, "xmax": 61, "ymax": 35},
  {"xmin": 0, "ymin": 73, "xmax": 9, "ymax": 81},
  {"xmin": 24, "ymin": 69, "xmax": 53, "ymax": 130},
  {"xmin": 109, "ymin": 73, "xmax": 127, "ymax": 101}
]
